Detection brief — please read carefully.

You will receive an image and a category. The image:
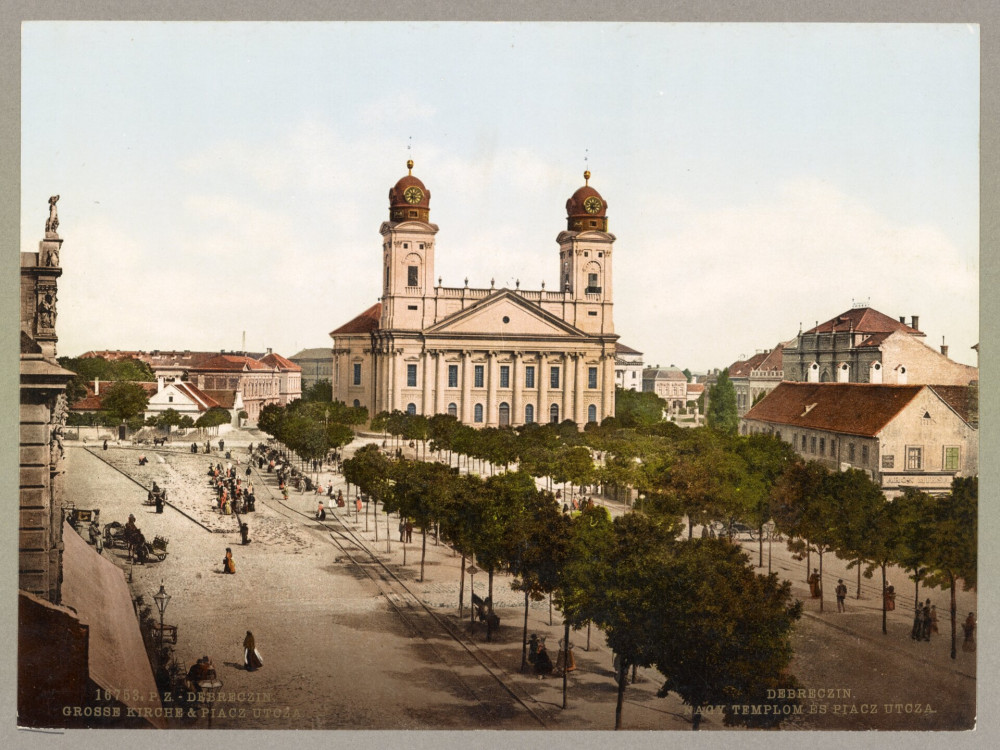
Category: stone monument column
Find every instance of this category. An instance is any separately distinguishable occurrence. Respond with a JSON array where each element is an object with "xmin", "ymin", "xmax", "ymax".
[
  {"xmin": 461, "ymin": 351, "xmax": 473, "ymax": 424},
  {"xmin": 537, "ymin": 352, "xmax": 549, "ymax": 423}
]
